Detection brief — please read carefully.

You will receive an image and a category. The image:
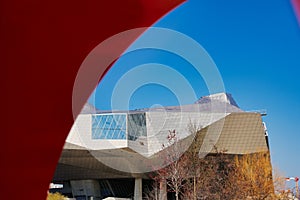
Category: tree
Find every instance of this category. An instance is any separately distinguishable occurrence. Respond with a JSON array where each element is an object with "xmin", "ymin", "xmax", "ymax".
[
  {"xmin": 152, "ymin": 130, "xmax": 190, "ymax": 200},
  {"xmin": 185, "ymin": 126, "xmax": 277, "ymax": 200},
  {"xmin": 183, "ymin": 126, "xmax": 237, "ymax": 200},
  {"xmin": 151, "ymin": 129, "xmax": 237, "ymax": 200},
  {"xmin": 232, "ymin": 152, "xmax": 275, "ymax": 200},
  {"xmin": 46, "ymin": 192, "xmax": 66, "ymax": 200},
  {"xmin": 184, "ymin": 148, "xmax": 237, "ymax": 200},
  {"xmin": 150, "ymin": 129, "xmax": 238, "ymax": 200},
  {"xmin": 147, "ymin": 128, "xmax": 281, "ymax": 200}
]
